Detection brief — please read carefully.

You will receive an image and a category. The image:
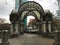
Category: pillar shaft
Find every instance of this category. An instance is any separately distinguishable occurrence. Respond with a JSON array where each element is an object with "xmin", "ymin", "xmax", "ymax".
[
  {"xmin": 10, "ymin": 23, "xmax": 14, "ymax": 34},
  {"xmin": 43, "ymin": 21, "xmax": 46, "ymax": 33},
  {"xmin": 11, "ymin": 21, "xmax": 19, "ymax": 35},
  {"xmin": 15, "ymin": 21, "xmax": 19, "ymax": 34},
  {"xmin": 48, "ymin": 21, "xmax": 51, "ymax": 33},
  {"xmin": 20, "ymin": 21, "xmax": 24, "ymax": 34}
]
